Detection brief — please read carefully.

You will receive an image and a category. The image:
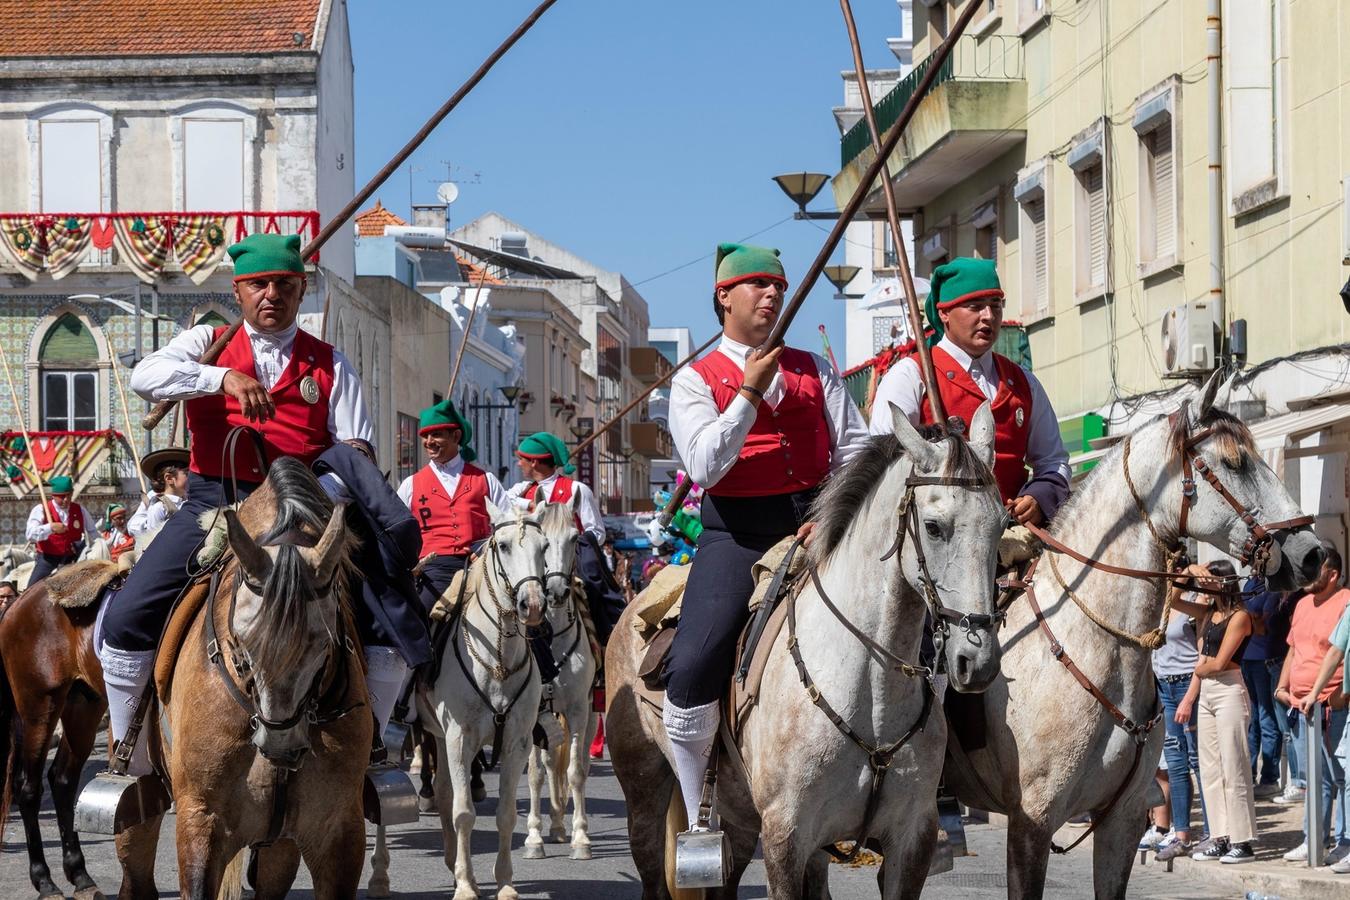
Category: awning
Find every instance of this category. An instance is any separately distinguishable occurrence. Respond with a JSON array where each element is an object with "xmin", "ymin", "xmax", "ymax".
[
  {"xmin": 447, "ymin": 239, "xmax": 583, "ymax": 280},
  {"xmin": 1246, "ymin": 402, "xmax": 1350, "ymax": 469}
]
